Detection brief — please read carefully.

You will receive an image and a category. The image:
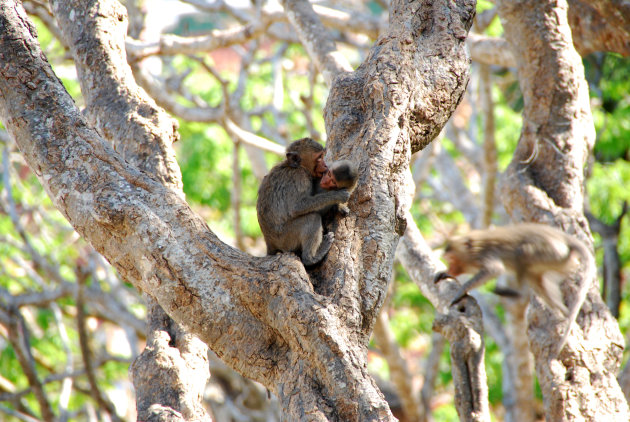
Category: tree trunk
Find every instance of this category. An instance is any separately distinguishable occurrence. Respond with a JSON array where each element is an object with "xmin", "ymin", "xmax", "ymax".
[{"xmin": 497, "ymin": 0, "xmax": 628, "ymax": 419}]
